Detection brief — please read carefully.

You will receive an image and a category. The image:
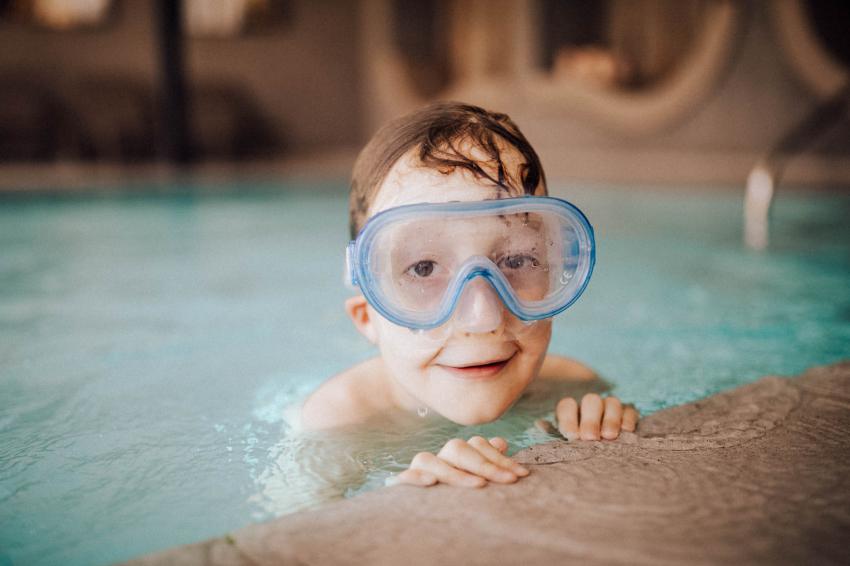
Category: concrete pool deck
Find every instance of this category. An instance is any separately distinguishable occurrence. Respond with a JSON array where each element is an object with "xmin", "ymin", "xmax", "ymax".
[{"xmin": 124, "ymin": 361, "xmax": 850, "ymax": 566}]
